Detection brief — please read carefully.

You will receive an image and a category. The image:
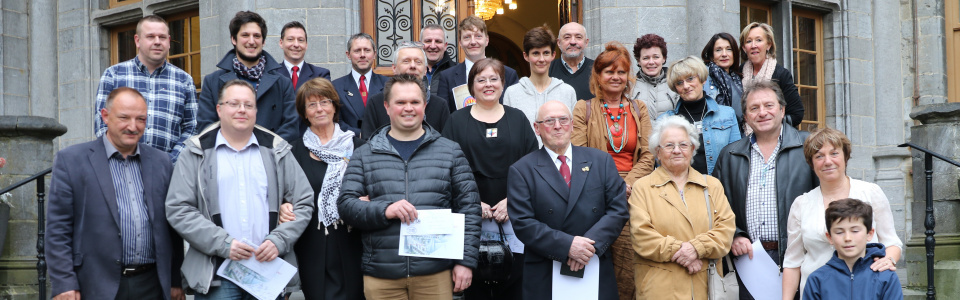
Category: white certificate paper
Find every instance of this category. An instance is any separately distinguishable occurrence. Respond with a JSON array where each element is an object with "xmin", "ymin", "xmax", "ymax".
[
  {"xmin": 732, "ymin": 240, "xmax": 782, "ymax": 299},
  {"xmin": 216, "ymin": 256, "xmax": 297, "ymax": 300},
  {"xmin": 399, "ymin": 209, "xmax": 465, "ymax": 259},
  {"xmin": 480, "ymin": 219, "xmax": 525, "ymax": 253},
  {"xmin": 551, "ymin": 255, "xmax": 600, "ymax": 300},
  {"xmin": 451, "ymin": 84, "xmax": 475, "ymax": 110}
]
